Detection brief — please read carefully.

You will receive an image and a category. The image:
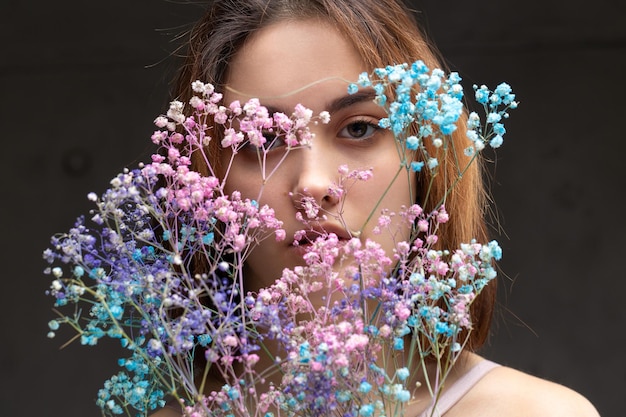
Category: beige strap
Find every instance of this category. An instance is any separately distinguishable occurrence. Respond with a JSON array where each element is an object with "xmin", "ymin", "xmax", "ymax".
[{"xmin": 417, "ymin": 359, "xmax": 500, "ymax": 417}]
